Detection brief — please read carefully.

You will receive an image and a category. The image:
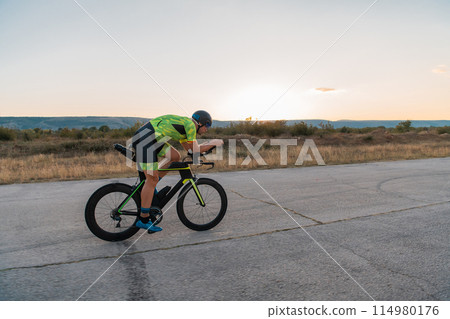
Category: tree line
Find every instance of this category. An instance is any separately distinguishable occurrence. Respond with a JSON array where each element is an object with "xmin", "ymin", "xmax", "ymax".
[{"xmin": 1, "ymin": 120, "xmax": 449, "ymax": 142}]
